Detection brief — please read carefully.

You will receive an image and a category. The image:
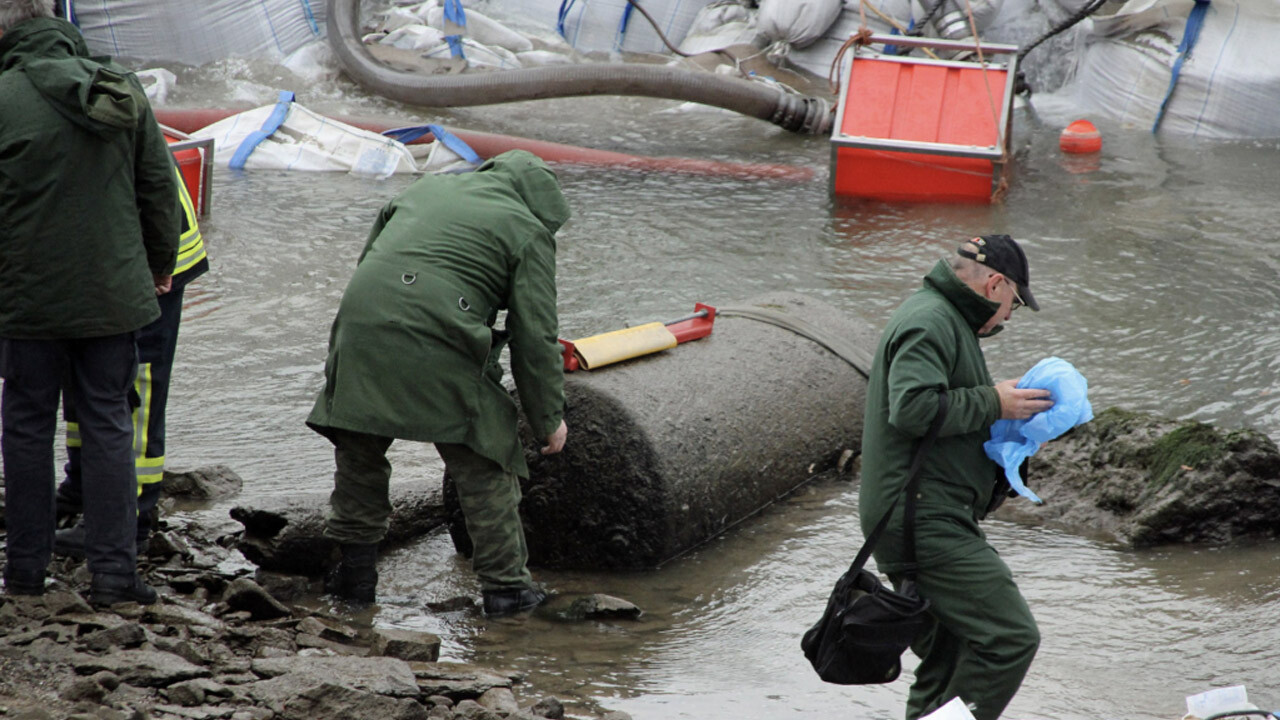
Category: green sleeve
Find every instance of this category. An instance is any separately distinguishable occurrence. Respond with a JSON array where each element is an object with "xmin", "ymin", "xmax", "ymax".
[
  {"xmin": 357, "ymin": 201, "xmax": 395, "ymax": 265},
  {"xmin": 132, "ymin": 91, "xmax": 180, "ymax": 276},
  {"xmin": 885, "ymin": 324, "xmax": 1000, "ymax": 438},
  {"xmin": 505, "ymin": 231, "xmax": 564, "ymax": 439}
]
